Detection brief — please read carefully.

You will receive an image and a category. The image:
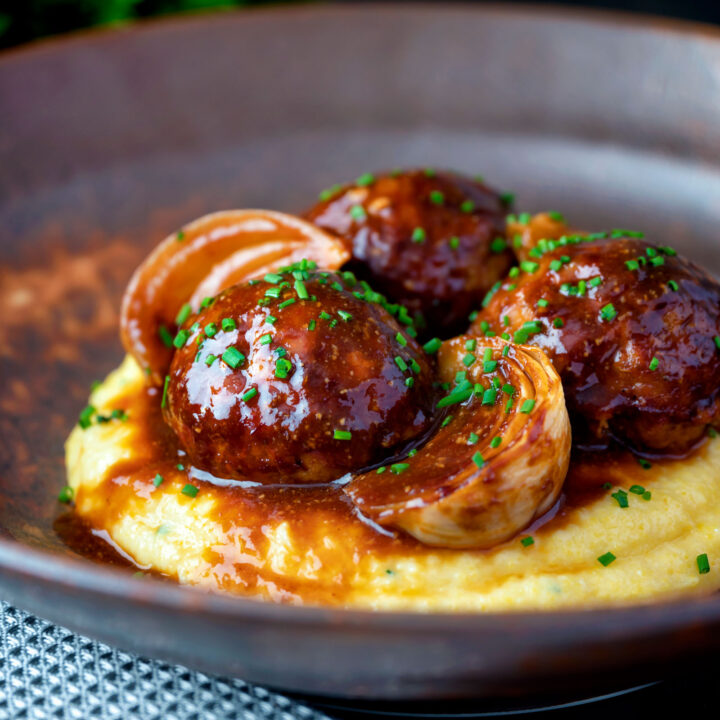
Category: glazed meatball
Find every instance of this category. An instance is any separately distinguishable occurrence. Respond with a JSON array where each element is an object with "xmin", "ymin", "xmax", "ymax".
[
  {"xmin": 304, "ymin": 169, "xmax": 514, "ymax": 336},
  {"xmin": 163, "ymin": 265, "xmax": 436, "ymax": 483},
  {"xmin": 471, "ymin": 233, "xmax": 720, "ymax": 456}
]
